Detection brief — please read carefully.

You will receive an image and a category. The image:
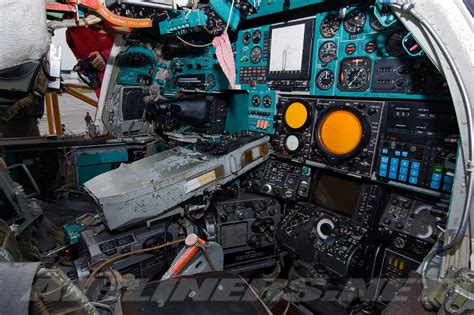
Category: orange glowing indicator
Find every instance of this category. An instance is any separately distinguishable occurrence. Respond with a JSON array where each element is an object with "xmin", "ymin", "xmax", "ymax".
[
  {"xmin": 319, "ymin": 110, "xmax": 363, "ymax": 155},
  {"xmin": 284, "ymin": 102, "xmax": 308, "ymax": 130}
]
